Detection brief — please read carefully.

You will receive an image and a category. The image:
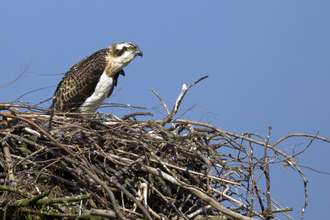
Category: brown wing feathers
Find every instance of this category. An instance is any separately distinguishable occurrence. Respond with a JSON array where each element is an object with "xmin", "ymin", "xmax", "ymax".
[{"xmin": 53, "ymin": 49, "xmax": 108, "ymax": 112}]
